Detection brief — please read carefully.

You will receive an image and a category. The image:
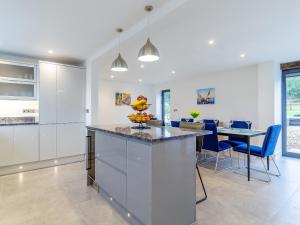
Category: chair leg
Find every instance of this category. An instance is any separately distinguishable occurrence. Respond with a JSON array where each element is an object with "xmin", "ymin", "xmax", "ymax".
[
  {"xmin": 243, "ymin": 154, "xmax": 246, "ymax": 167},
  {"xmin": 271, "ymin": 156, "xmax": 281, "ymax": 177},
  {"xmin": 196, "ymin": 164, "xmax": 207, "ymax": 204},
  {"xmin": 260, "ymin": 158, "xmax": 271, "ymax": 183},
  {"xmin": 215, "ymin": 152, "xmax": 220, "ymax": 171},
  {"xmin": 229, "ymin": 148, "xmax": 233, "ymax": 166},
  {"xmin": 237, "ymin": 152, "xmax": 240, "ymax": 169}
]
